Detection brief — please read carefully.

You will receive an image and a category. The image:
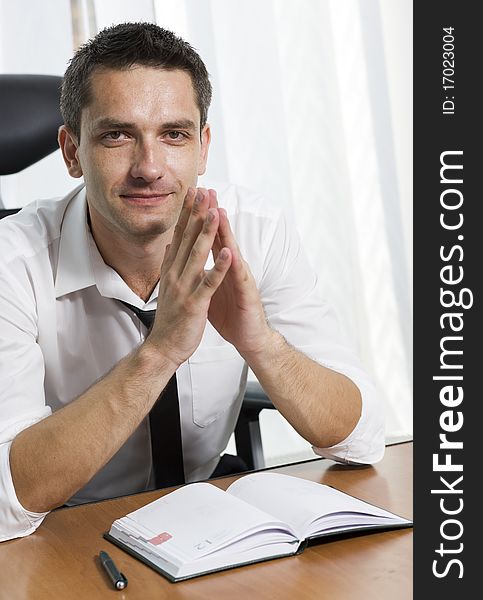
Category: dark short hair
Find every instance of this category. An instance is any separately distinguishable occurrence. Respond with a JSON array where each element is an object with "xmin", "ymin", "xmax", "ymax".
[{"xmin": 60, "ymin": 22, "xmax": 212, "ymax": 139}]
